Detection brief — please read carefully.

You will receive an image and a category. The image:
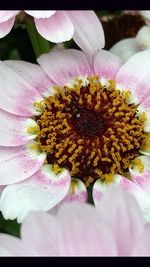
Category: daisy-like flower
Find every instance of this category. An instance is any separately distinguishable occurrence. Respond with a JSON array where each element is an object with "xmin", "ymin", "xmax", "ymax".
[
  {"xmin": 0, "ymin": 10, "xmax": 104, "ymax": 54},
  {"xmin": 0, "ymin": 48, "xmax": 150, "ymax": 222},
  {"xmin": 0, "ymin": 186, "xmax": 150, "ymax": 256},
  {"xmin": 110, "ymin": 11, "xmax": 150, "ymax": 62}
]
